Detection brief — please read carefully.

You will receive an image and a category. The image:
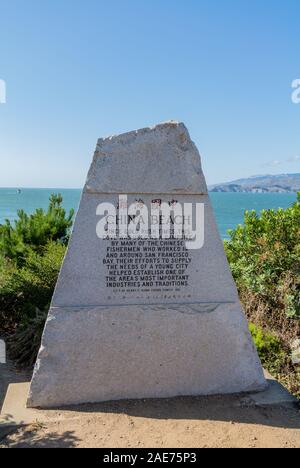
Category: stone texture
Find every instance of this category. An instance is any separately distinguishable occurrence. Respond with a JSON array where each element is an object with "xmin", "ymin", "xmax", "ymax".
[
  {"xmin": 28, "ymin": 303, "xmax": 265, "ymax": 408},
  {"xmin": 28, "ymin": 121, "xmax": 266, "ymax": 408},
  {"xmin": 86, "ymin": 121, "xmax": 207, "ymax": 195},
  {"xmin": 52, "ymin": 193, "xmax": 238, "ymax": 308}
]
